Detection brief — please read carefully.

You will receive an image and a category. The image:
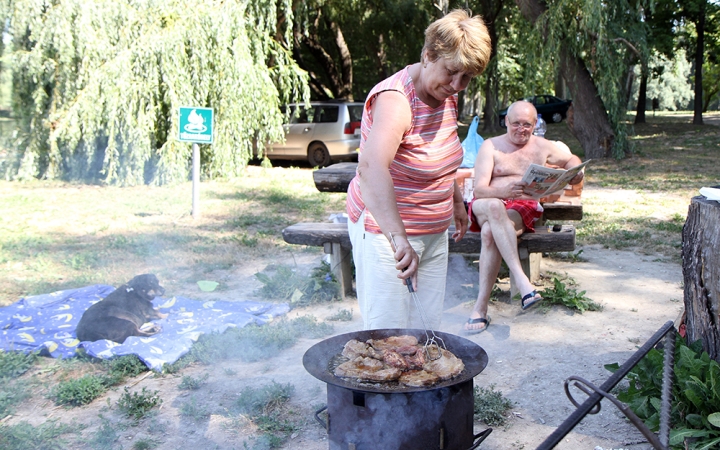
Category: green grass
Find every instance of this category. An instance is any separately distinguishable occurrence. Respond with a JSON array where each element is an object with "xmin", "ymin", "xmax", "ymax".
[
  {"xmin": 255, "ymin": 261, "xmax": 341, "ymax": 305},
  {"xmin": 0, "ymin": 379, "xmax": 31, "ymax": 417},
  {"xmin": 0, "ymin": 167, "xmax": 346, "ymax": 305},
  {"xmin": 165, "ymin": 315, "xmax": 333, "ymax": 370},
  {"xmin": 179, "ymin": 396, "xmax": 210, "ymax": 421},
  {"xmin": 235, "ymin": 381, "xmax": 299, "ymax": 448},
  {"xmin": 86, "ymin": 416, "xmax": 121, "ymax": 450},
  {"xmin": 0, "ymin": 351, "xmax": 37, "ymax": 378},
  {"xmin": 178, "ymin": 373, "xmax": 209, "ymax": 390},
  {"xmin": 0, "ymin": 420, "xmax": 80, "ymax": 450}
]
